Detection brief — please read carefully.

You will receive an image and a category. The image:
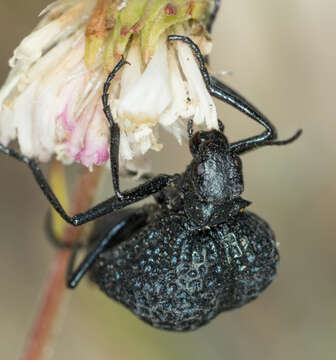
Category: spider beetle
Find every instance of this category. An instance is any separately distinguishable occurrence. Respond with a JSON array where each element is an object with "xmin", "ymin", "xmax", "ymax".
[{"xmin": 0, "ymin": 35, "xmax": 301, "ymax": 331}]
